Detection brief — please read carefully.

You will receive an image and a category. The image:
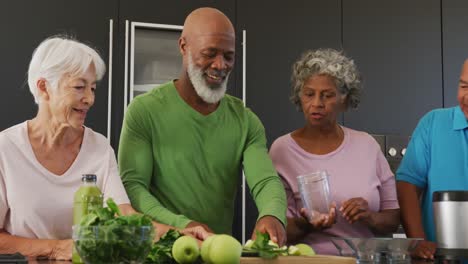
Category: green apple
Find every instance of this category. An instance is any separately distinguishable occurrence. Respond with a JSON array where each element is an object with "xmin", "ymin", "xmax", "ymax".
[
  {"xmin": 201, "ymin": 235, "xmax": 217, "ymax": 264},
  {"xmin": 208, "ymin": 234, "xmax": 242, "ymax": 264},
  {"xmin": 172, "ymin": 235, "xmax": 200, "ymax": 264},
  {"xmin": 295, "ymin": 243, "xmax": 316, "ymax": 256}
]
